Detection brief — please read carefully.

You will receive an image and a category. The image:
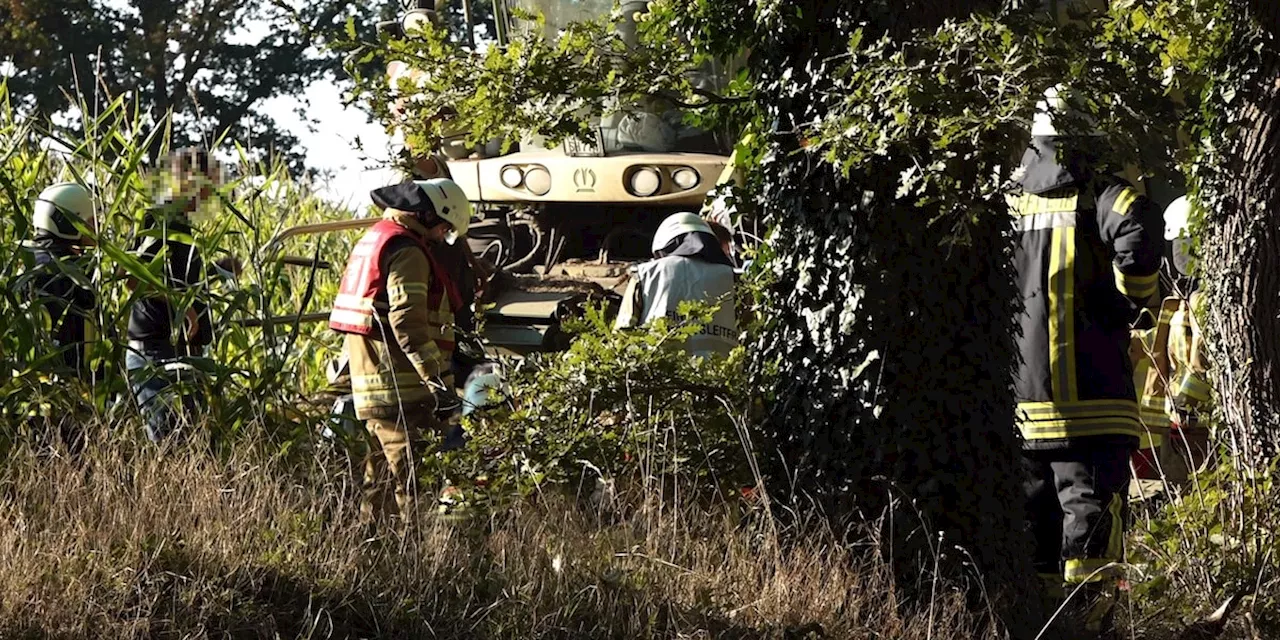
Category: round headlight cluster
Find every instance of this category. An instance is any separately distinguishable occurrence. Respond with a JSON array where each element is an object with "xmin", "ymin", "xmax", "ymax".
[
  {"xmin": 524, "ymin": 167, "xmax": 552, "ymax": 196},
  {"xmin": 500, "ymin": 166, "xmax": 524, "ymax": 189},
  {"xmin": 499, "ymin": 165, "xmax": 551, "ymax": 196},
  {"xmin": 671, "ymin": 167, "xmax": 699, "ymax": 190},
  {"xmin": 629, "ymin": 167, "xmax": 662, "ymax": 197}
]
